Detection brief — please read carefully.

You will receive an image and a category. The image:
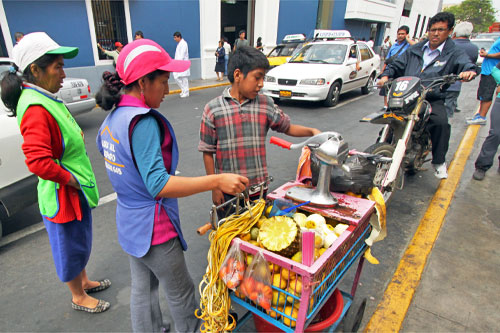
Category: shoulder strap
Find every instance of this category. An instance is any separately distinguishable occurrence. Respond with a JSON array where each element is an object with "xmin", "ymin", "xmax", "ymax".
[{"xmin": 393, "ymin": 41, "xmax": 408, "ymax": 58}]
